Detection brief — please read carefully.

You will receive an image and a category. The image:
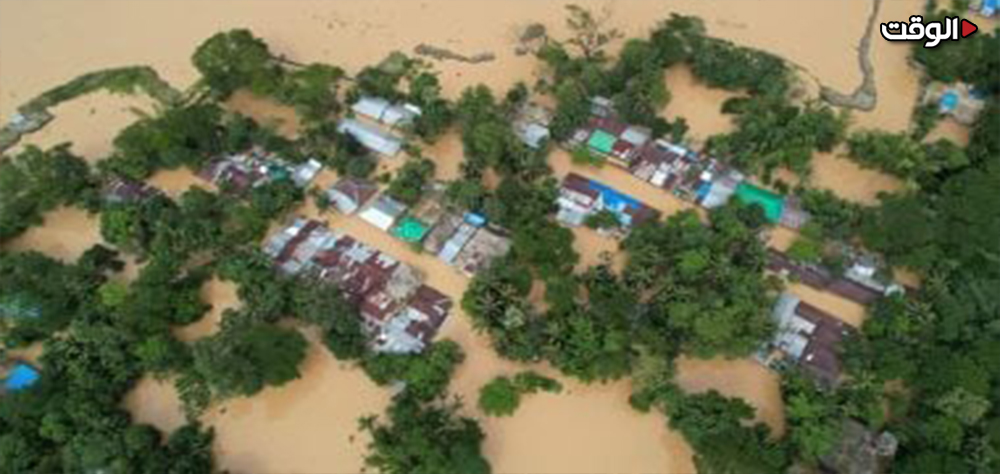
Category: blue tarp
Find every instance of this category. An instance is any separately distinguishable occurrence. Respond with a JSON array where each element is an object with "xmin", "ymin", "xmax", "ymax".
[
  {"xmin": 696, "ymin": 181, "xmax": 712, "ymax": 200},
  {"xmin": 4, "ymin": 363, "xmax": 40, "ymax": 392},
  {"xmin": 940, "ymin": 91, "xmax": 960, "ymax": 111},
  {"xmin": 464, "ymin": 212, "xmax": 487, "ymax": 228},
  {"xmin": 586, "ymin": 180, "xmax": 647, "ymax": 226}
]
